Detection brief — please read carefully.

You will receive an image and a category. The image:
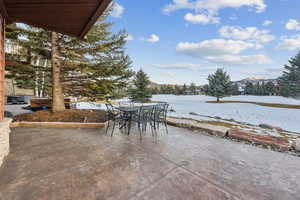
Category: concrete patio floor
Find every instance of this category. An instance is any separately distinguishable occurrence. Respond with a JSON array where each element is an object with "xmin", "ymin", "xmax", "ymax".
[{"xmin": 0, "ymin": 126, "xmax": 300, "ymax": 200}]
